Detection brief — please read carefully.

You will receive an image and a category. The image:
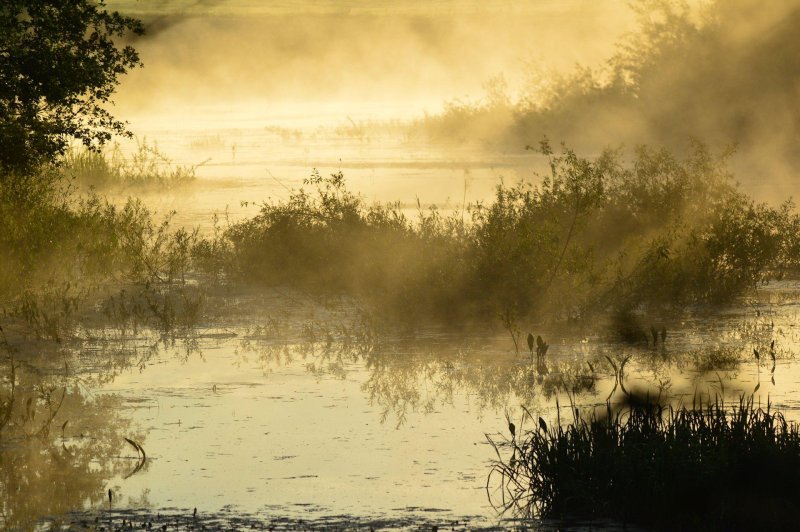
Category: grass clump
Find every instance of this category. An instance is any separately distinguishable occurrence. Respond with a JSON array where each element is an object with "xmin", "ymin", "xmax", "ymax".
[
  {"xmin": 61, "ymin": 139, "xmax": 197, "ymax": 189},
  {"xmin": 224, "ymin": 169, "xmax": 469, "ymax": 320},
  {"xmin": 0, "ymin": 162, "xmax": 207, "ymax": 343},
  {"xmin": 489, "ymin": 397, "xmax": 800, "ymax": 530},
  {"xmin": 0, "ymin": 174, "xmax": 197, "ymax": 297}
]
